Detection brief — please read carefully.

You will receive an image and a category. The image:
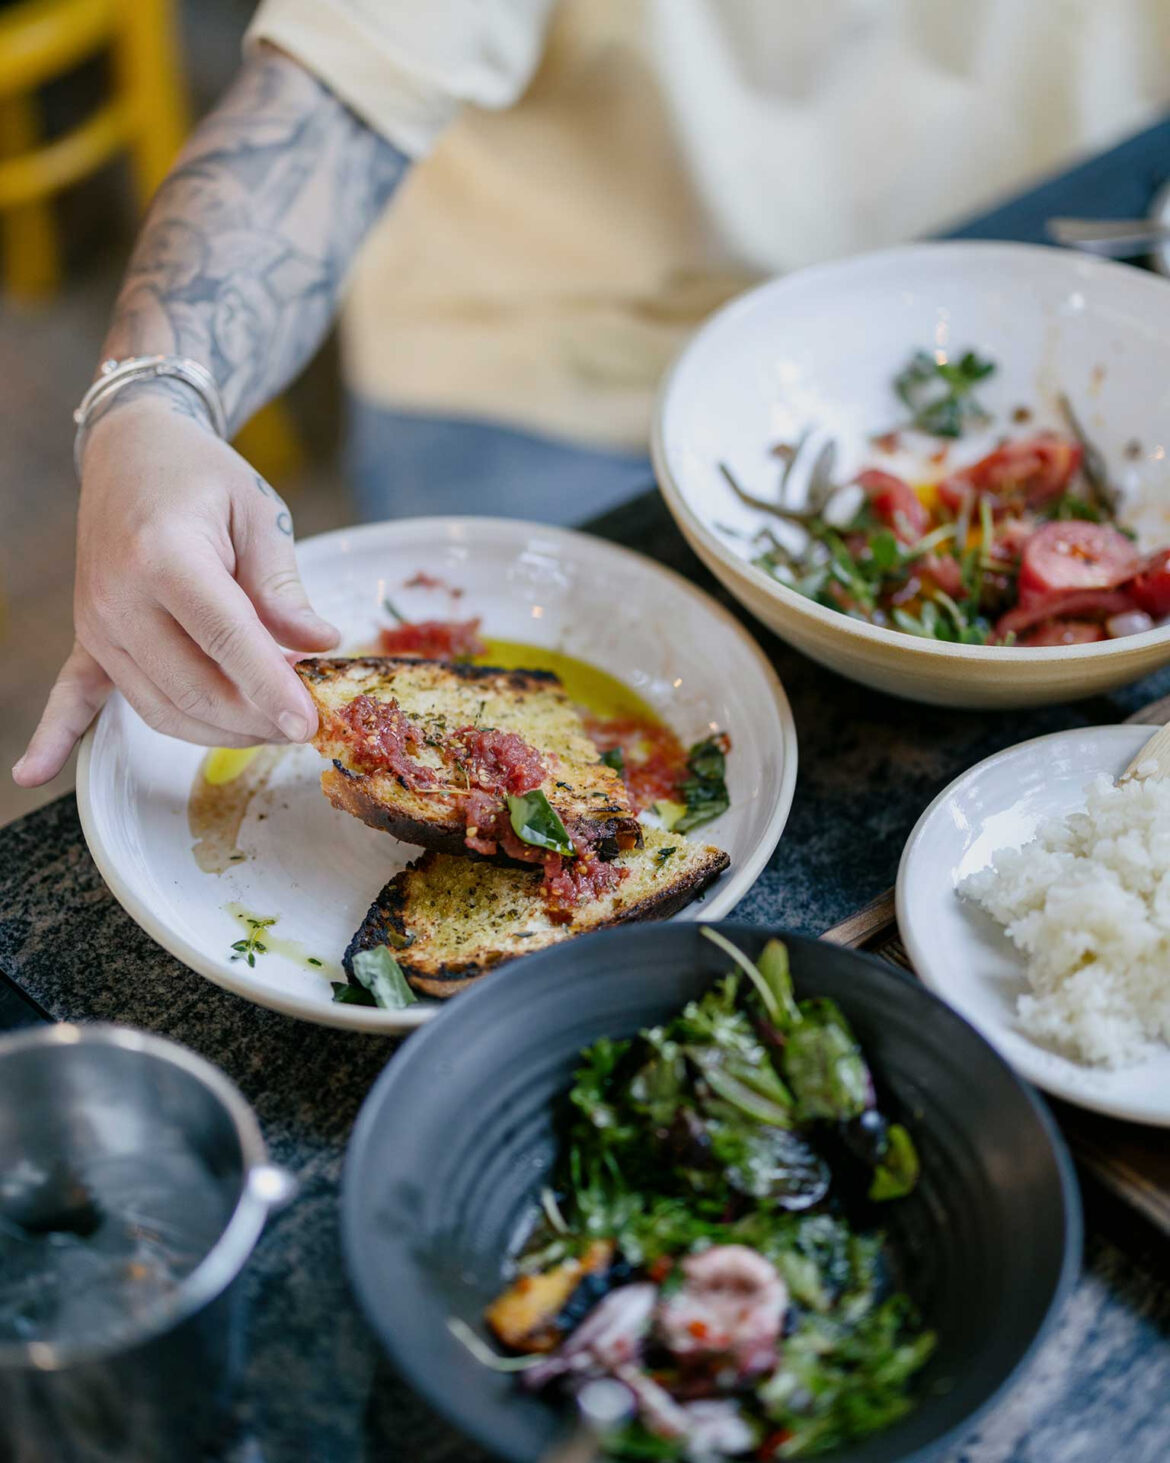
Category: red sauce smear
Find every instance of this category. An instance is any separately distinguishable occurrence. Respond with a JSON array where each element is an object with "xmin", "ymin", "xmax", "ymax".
[
  {"xmin": 338, "ymin": 696, "xmax": 439, "ymax": 787},
  {"xmin": 377, "ymin": 617, "xmax": 485, "ymax": 659},
  {"xmin": 403, "ymin": 571, "xmax": 464, "ymax": 597},
  {"xmin": 583, "ymin": 713, "xmax": 689, "ymax": 814}
]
